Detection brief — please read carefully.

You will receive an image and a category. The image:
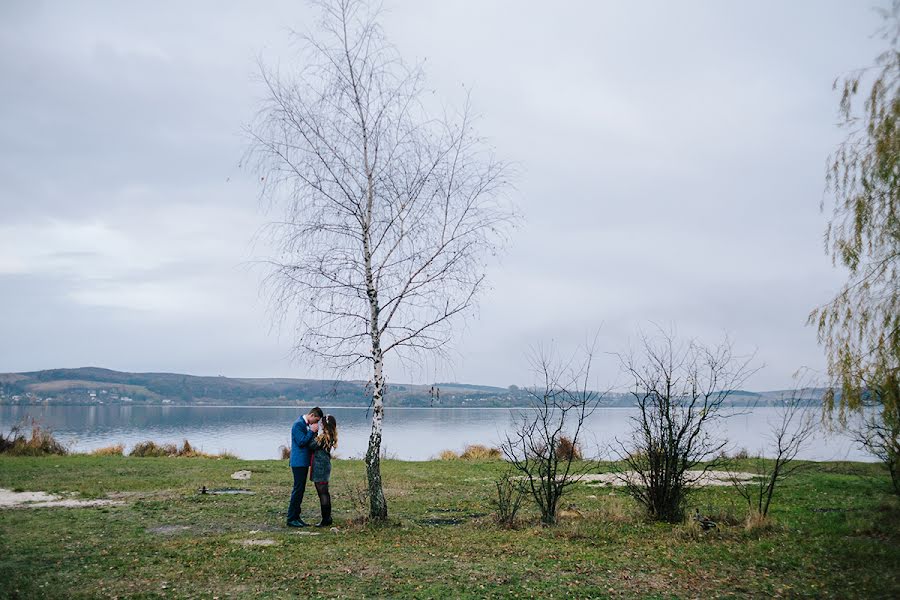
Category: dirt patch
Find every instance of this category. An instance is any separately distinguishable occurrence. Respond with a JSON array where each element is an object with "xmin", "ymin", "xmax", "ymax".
[
  {"xmin": 419, "ymin": 517, "xmax": 464, "ymax": 526},
  {"xmin": 149, "ymin": 525, "xmax": 192, "ymax": 535},
  {"xmin": 418, "ymin": 508, "xmax": 486, "ymax": 526},
  {"xmin": 235, "ymin": 539, "xmax": 278, "ymax": 546},
  {"xmin": 0, "ymin": 488, "xmax": 123, "ymax": 509},
  {"xmin": 581, "ymin": 471, "xmax": 757, "ymax": 487},
  {"xmin": 198, "ymin": 486, "xmax": 255, "ymax": 495}
]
